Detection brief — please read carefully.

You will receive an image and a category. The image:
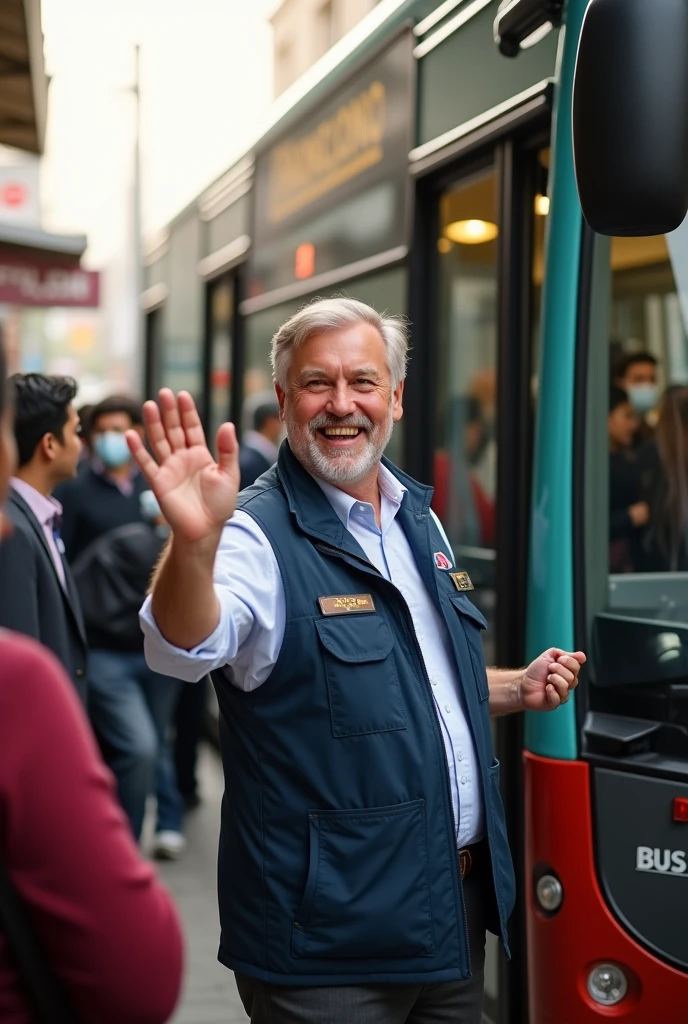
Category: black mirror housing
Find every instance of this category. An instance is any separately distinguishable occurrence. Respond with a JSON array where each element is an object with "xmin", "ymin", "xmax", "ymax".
[{"xmin": 573, "ymin": 0, "xmax": 688, "ymax": 236}]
